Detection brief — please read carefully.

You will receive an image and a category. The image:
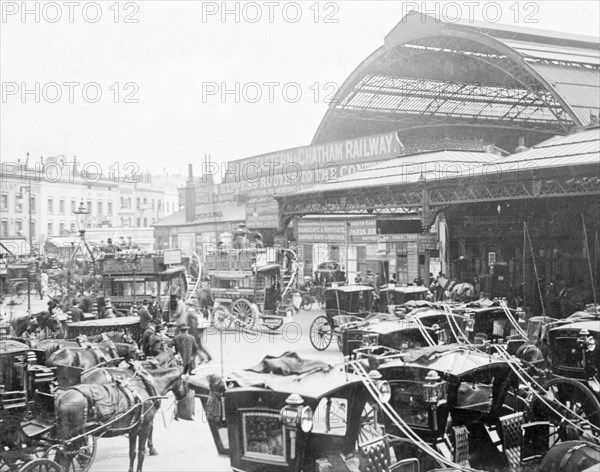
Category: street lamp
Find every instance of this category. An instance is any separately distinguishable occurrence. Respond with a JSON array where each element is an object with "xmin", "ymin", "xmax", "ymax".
[
  {"xmin": 73, "ymin": 200, "xmax": 97, "ymax": 295},
  {"xmin": 16, "ymin": 183, "xmax": 34, "ymax": 256}
]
